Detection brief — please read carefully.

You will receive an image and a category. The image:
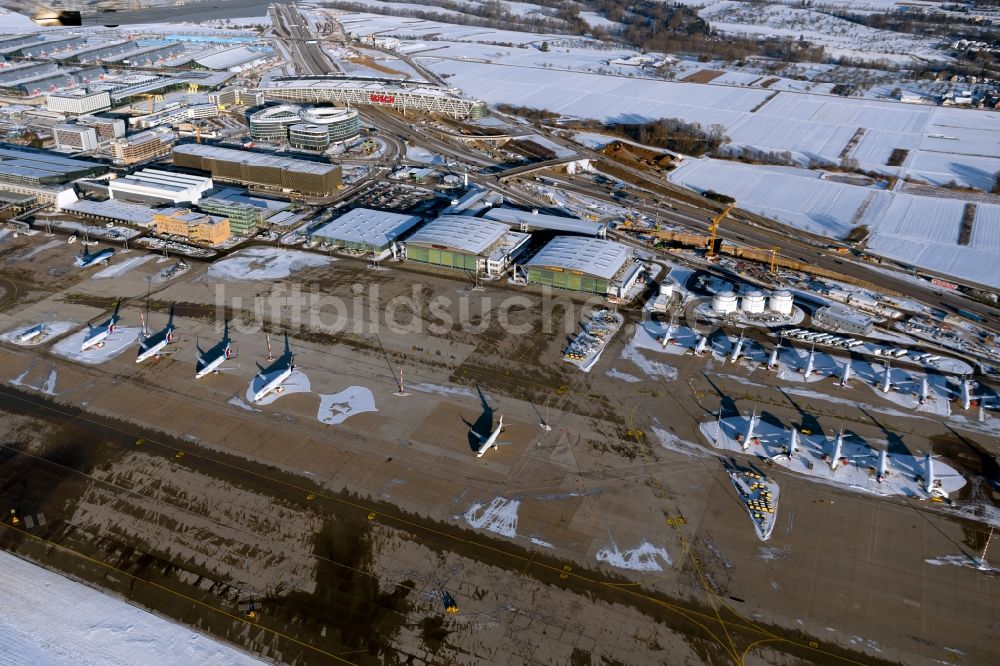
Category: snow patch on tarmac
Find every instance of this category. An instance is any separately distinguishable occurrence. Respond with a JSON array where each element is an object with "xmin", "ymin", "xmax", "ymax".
[
  {"xmin": 596, "ymin": 542, "xmax": 671, "ymax": 572},
  {"xmin": 317, "ymin": 386, "xmax": 377, "ymax": 425},
  {"xmin": 464, "ymin": 497, "xmax": 519, "ymax": 537},
  {"xmin": 208, "ymin": 247, "xmax": 331, "ymax": 282},
  {"xmin": 52, "ymin": 327, "xmax": 141, "ymax": 364},
  {"xmin": 92, "ymin": 254, "xmax": 154, "ymax": 279}
]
